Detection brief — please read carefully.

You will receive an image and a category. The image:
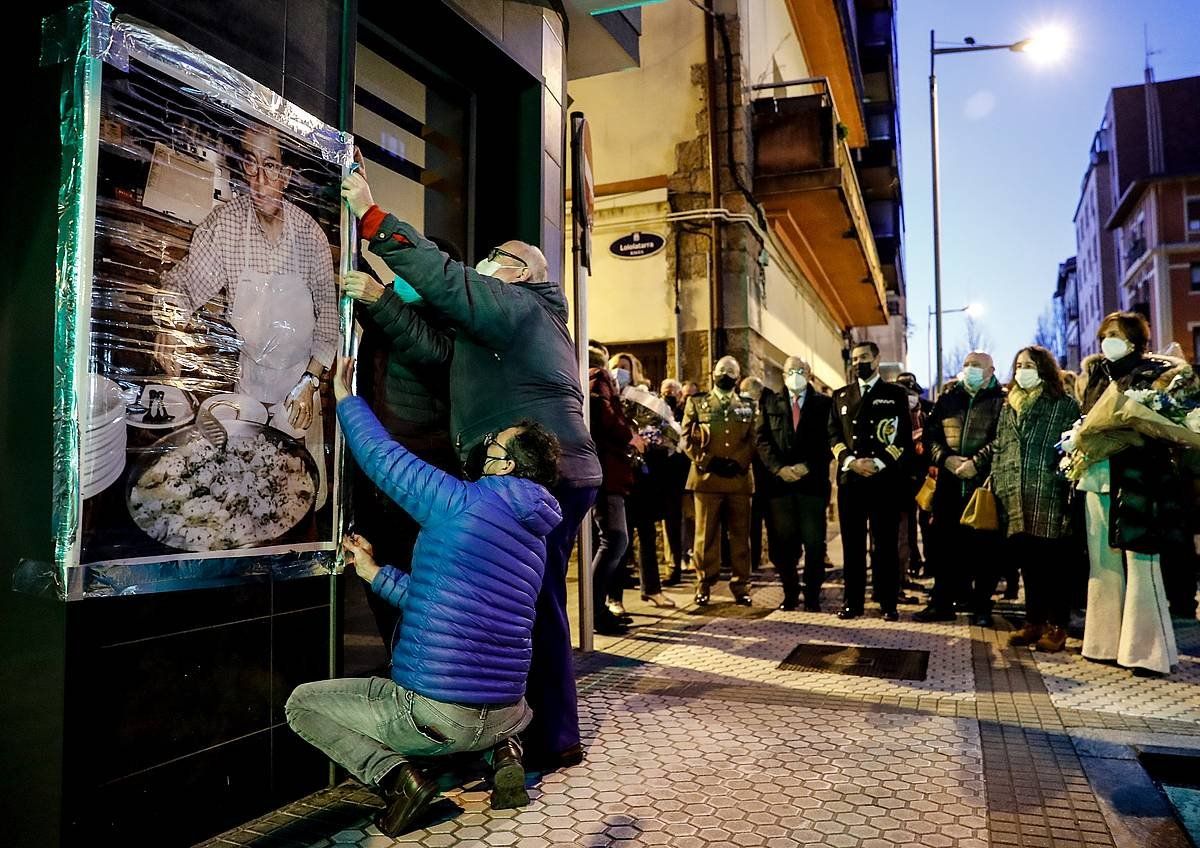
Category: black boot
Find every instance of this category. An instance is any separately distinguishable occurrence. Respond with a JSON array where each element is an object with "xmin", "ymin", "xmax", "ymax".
[
  {"xmin": 663, "ymin": 565, "xmax": 683, "ymax": 586},
  {"xmin": 376, "ymin": 763, "xmax": 438, "ymax": 837},
  {"xmin": 489, "ymin": 737, "xmax": 531, "ymax": 809}
]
